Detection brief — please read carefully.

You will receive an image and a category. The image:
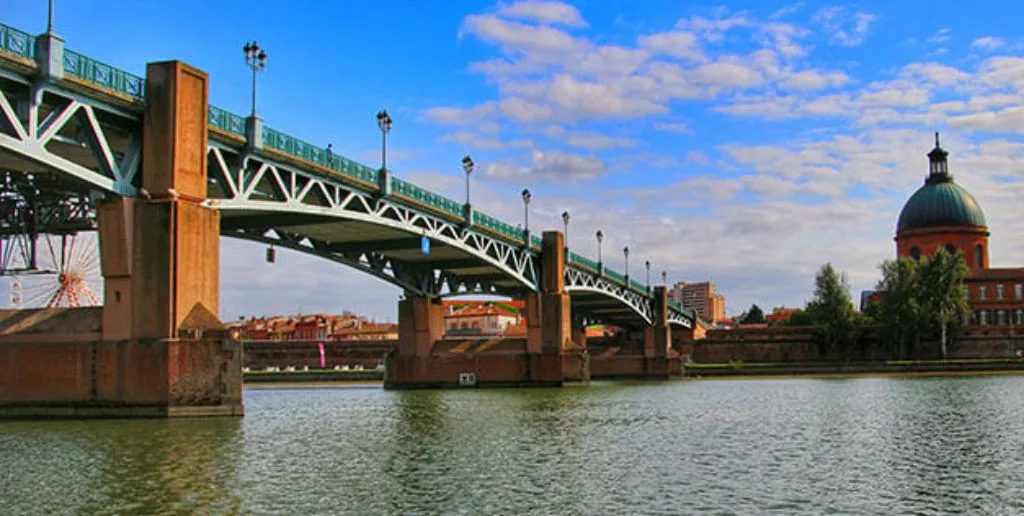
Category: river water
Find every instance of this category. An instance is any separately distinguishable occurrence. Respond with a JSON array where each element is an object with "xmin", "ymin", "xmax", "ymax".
[{"xmin": 3, "ymin": 377, "xmax": 1024, "ymax": 515}]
